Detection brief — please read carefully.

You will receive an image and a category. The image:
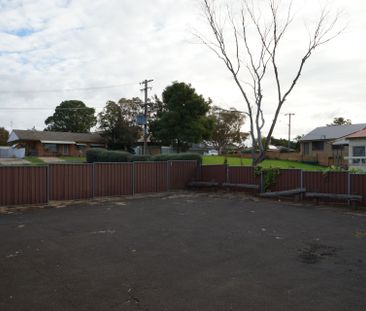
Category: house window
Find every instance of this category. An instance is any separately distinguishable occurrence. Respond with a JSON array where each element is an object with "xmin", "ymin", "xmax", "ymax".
[
  {"xmin": 303, "ymin": 143, "xmax": 309, "ymax": 155},
  {"xmin": 312, "ymin": 141, "xmax": 324, "ymax": 151},
  {"xmin": 353, "ymin": 146, "xmax": 365, "ymax": 157},
  {"xmin": 63, "ymin": 144, "xmax": 69, "ymax": 155},
  {"xmin": 43, "ymin": 143, "xmax": 57, "ymax": 153},
  {"xmin": 76, "ymin": 145, "xmax": 85, "ymax": 150},
  {"xmin": 352, "ymin": 146, "xmax": 365, "ymax": 165}
]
